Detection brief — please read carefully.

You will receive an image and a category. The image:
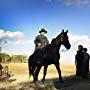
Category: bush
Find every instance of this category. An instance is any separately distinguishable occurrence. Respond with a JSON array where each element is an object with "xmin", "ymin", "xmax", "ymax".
[
  {"xmin": 0, "ymin": 53, "xmax": 11, "ymax": 62},
  {"xmin": 11, "ymin": 55, "xmax": 27, "ymax": 63}
]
